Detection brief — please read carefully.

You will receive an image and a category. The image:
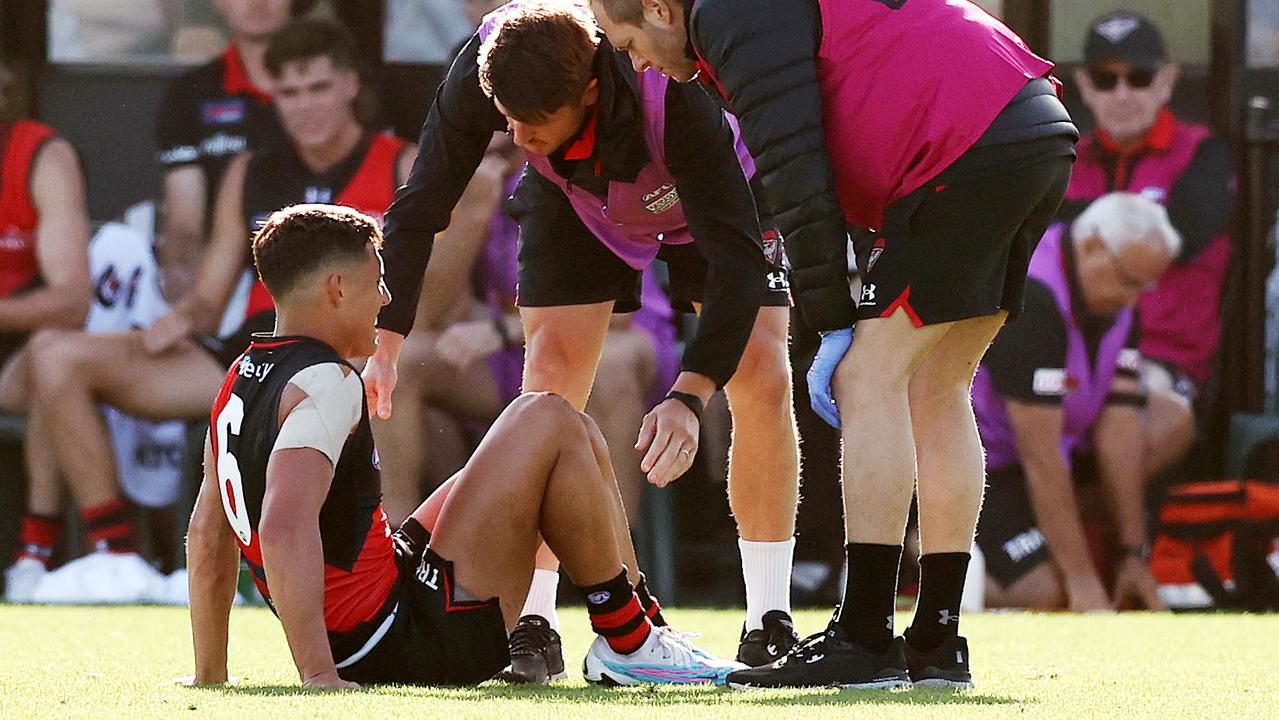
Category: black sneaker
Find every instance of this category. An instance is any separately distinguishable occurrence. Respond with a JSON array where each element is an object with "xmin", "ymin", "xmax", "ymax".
[
  {"xmin": 903, "ymin": 635, "xmax": 973, "ymax": 689},
  {"xmin": 726, "ymin": 622, "xmax": 911, "ymax": 690},
  {"xmin": 737, "ymin": 610, "xmax": 800, "ymax": 666},
  {"xmin": 494, "ymin": 615, "xmax": 567, "ymax": 684}
]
